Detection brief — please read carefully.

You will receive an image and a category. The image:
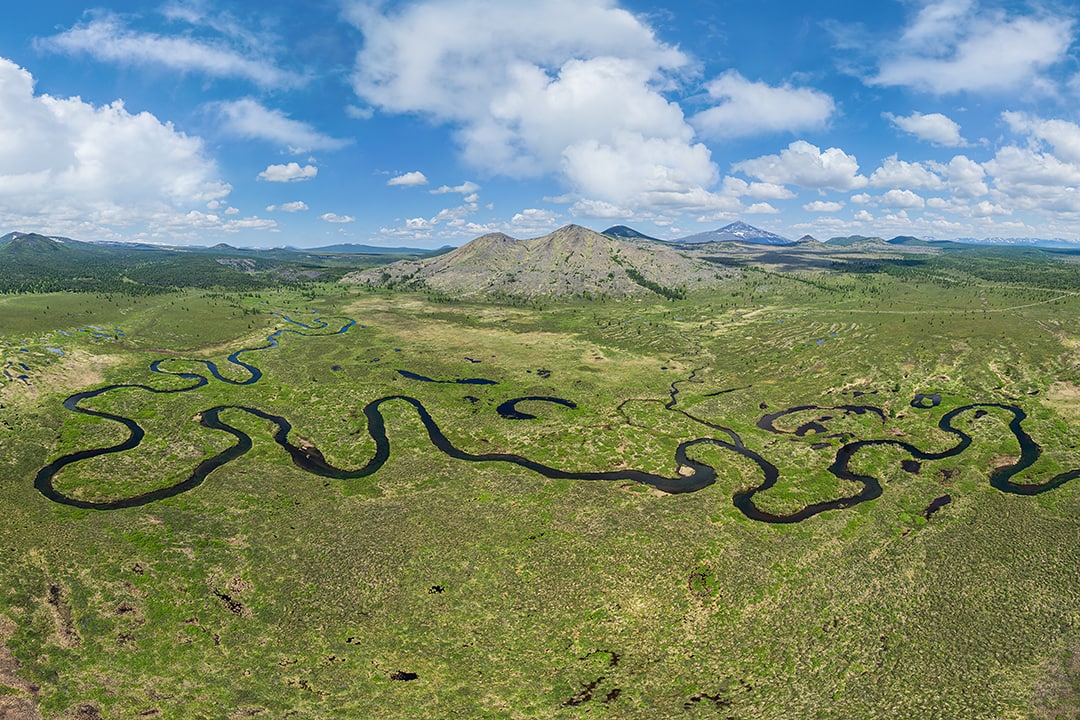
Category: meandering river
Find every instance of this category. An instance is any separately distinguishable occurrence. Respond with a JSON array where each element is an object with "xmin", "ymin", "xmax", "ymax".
[{"xmin": 32, "ymin": 315, "xmax": 1079, "ymax": 523}]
